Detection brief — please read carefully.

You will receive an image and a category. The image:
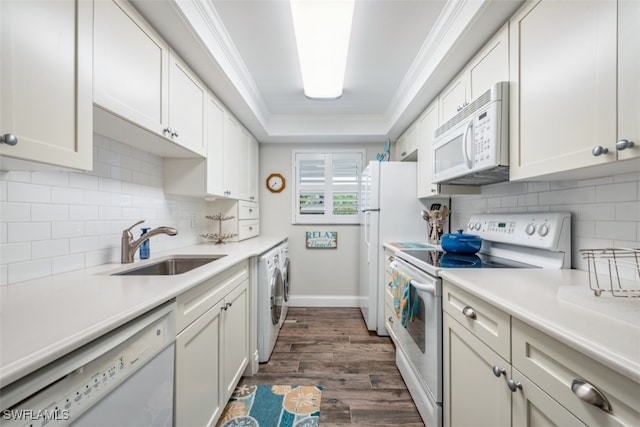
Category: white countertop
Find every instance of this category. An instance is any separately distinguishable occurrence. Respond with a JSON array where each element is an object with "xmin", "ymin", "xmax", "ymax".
[
  {"xmin": 439, "ymin": 269, "xmax": 640, "ymax": 383},
  {"xmin": 0, "ymin": 236, "xmax": 286, "ymax": 387}
]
